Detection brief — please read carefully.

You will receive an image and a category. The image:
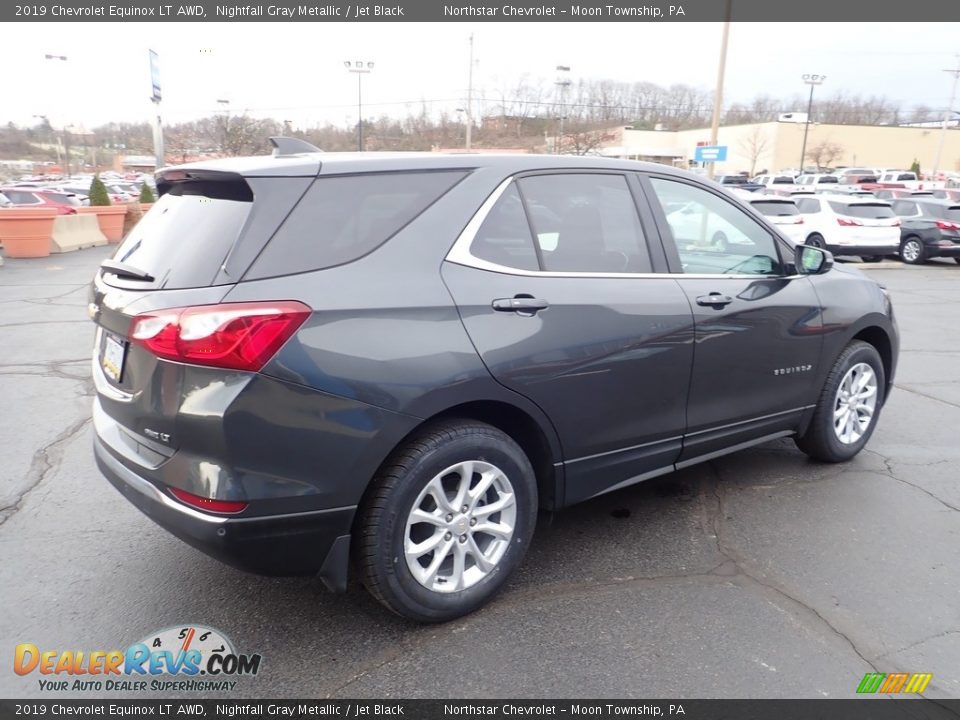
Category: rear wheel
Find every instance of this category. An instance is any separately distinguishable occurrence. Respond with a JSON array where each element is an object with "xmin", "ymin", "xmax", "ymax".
[
  {"xmin": 806, "ymin": 233, "xmax": 826, "ymax": 249},
  {"xmin": 861, "ymin": 256, "xmax": 883, "ymax": 263},
  {"xmin": 900, "ymin": 236, "xmax": 925, "ymax": 264},
  {"xmin": 356, "ymin": 420, "xmax": 537, "ymax": 622},
  {"xmin": 795, "ymin": 341, "xmax": 885, "ymax": 462},
  {"xmin": 953, "ymin": 257, "xmax": 960, "ymax": 265}
]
